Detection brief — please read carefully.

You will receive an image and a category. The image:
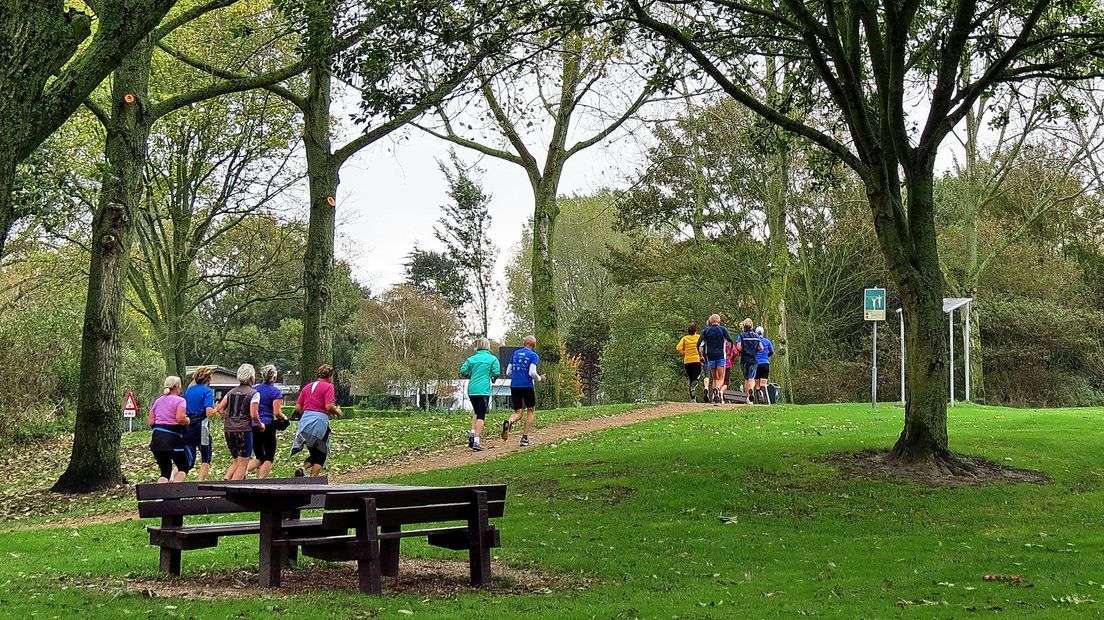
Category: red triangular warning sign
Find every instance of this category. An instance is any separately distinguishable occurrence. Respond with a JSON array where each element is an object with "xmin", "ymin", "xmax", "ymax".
[{"xmin": 123, "ymin": 391, "xmax": 139, "ymax": 414}]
